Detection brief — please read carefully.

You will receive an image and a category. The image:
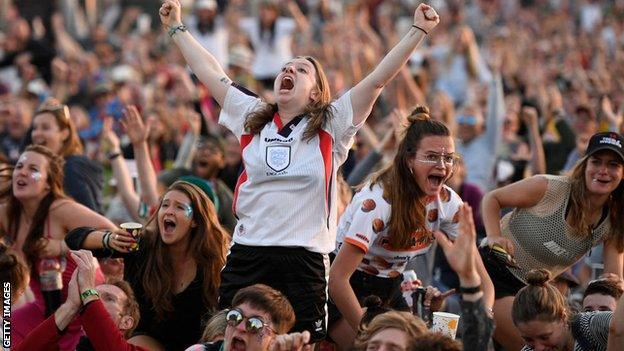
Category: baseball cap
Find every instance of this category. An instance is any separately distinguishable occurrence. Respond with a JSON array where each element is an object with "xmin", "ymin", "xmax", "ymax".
[{"xmin": 585, "ymin": 132, "xmax": 624, "ymax": 162}]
